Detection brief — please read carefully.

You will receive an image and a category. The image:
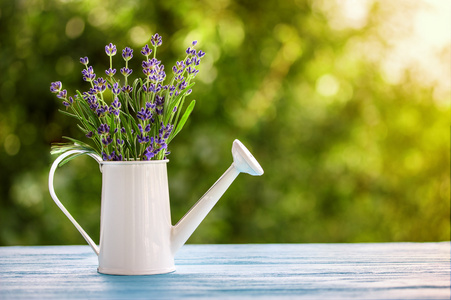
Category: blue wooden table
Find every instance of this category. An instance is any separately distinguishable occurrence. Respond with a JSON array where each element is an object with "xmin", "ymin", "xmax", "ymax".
[{"xmin": 0, "ymin": 243, "xmax": 449, "ymax": 299}]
